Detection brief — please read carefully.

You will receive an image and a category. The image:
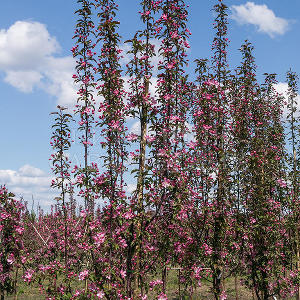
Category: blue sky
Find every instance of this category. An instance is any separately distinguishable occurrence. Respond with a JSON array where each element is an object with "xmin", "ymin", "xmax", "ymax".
[{"xmin": 0, "ymin": 0, "xmax": 299, "ymax": 208}]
